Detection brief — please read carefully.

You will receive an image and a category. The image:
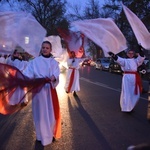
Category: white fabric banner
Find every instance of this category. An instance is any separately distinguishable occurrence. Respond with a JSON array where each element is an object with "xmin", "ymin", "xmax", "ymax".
[
  {"xmin": 71, "ymin": 18, "xmax": 127, "ymax": 56},
  {"xmin": 122, "ymin": 4, "xmax": 150, "ymax": 50},
  {"xmin": 0, "ymin": 11, "xmax": 46, "ymax": 57}
]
